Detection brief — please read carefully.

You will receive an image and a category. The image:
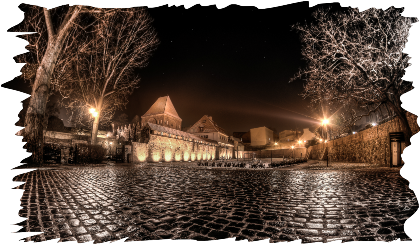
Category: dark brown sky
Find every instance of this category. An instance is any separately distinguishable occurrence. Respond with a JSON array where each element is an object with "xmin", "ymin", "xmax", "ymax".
[{"xmin": 4, "ymin": 2, "xmax": 346, "ymax": 134}]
